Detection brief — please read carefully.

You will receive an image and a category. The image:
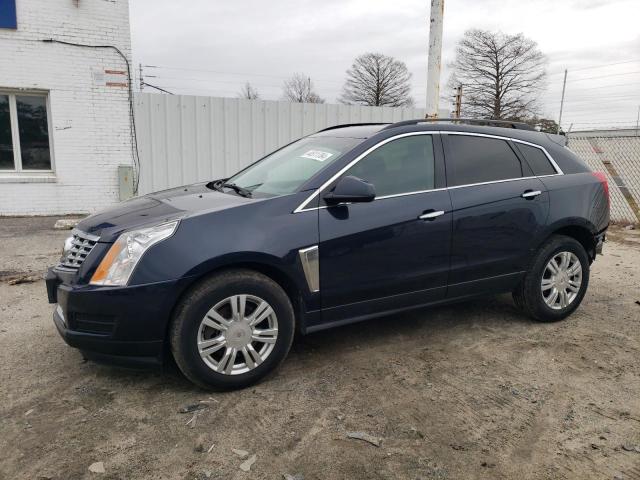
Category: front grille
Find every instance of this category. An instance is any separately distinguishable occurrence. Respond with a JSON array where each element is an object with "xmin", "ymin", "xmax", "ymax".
[{"xmin": 58, "ymin": 230, "xmax": 100, "ymax": 271}]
